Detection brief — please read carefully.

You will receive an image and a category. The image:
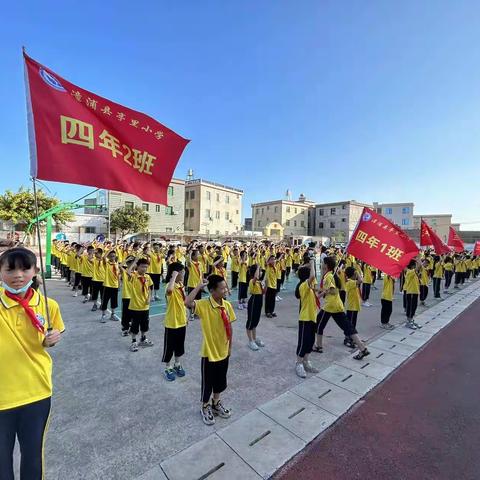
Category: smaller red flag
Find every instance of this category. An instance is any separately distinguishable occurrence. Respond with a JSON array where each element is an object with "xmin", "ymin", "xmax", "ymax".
[
  {"xmin": 448, "ymin": 226, "xmax": 464, "ymax": 253},
  {"xmin": 421, "ymin": 220, "xmax": 450, "ymax": 255},
  {"xmin": 473, "ymin": 241, "xmax": 480, "ymax": 256},
  {"xmin": 346, "ymin": 207, "xmax": 419, "ymax": 278}
]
